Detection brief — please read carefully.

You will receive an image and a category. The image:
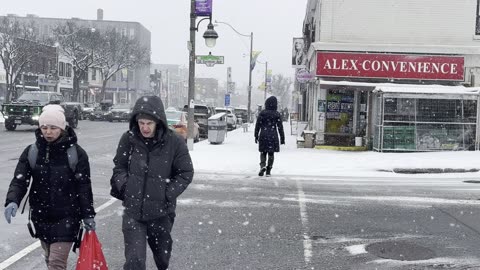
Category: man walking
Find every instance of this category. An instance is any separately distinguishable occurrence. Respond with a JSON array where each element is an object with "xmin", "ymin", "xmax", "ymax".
[{"xmin": 110, "ymin": 96, "xmax": 194, "ymax": 270}]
